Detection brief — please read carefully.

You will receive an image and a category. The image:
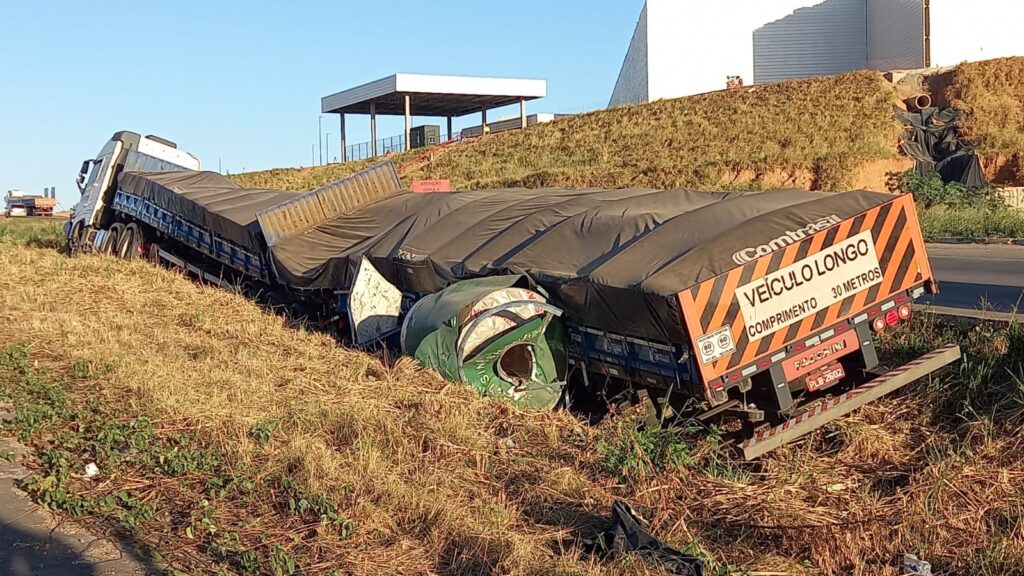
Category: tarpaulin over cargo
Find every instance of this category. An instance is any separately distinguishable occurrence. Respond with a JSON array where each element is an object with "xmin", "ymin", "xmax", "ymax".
[
  {"xmin": 117, "ymin": 171, "xmax": 299, "ymax": 251},
  {"xmin": 270, "ymin": 187, "xmax": 896, "ymax": 342}
]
